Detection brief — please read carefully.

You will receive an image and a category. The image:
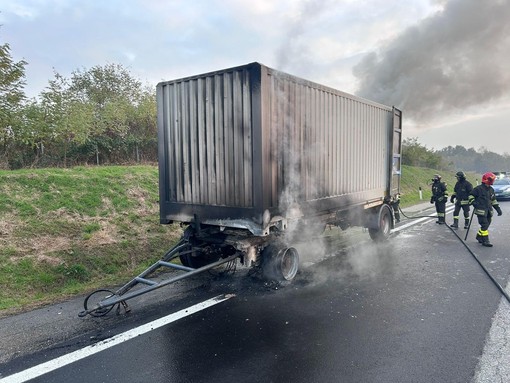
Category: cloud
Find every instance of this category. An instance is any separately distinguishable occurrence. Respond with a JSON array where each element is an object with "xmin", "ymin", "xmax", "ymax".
[
  {"xmin": 0, "ymin": 3, "xmax": 38, "ymax": 20},
  {"xmin": 353, "ymin": 0, "xmax": 510, "ymax": 123}
]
